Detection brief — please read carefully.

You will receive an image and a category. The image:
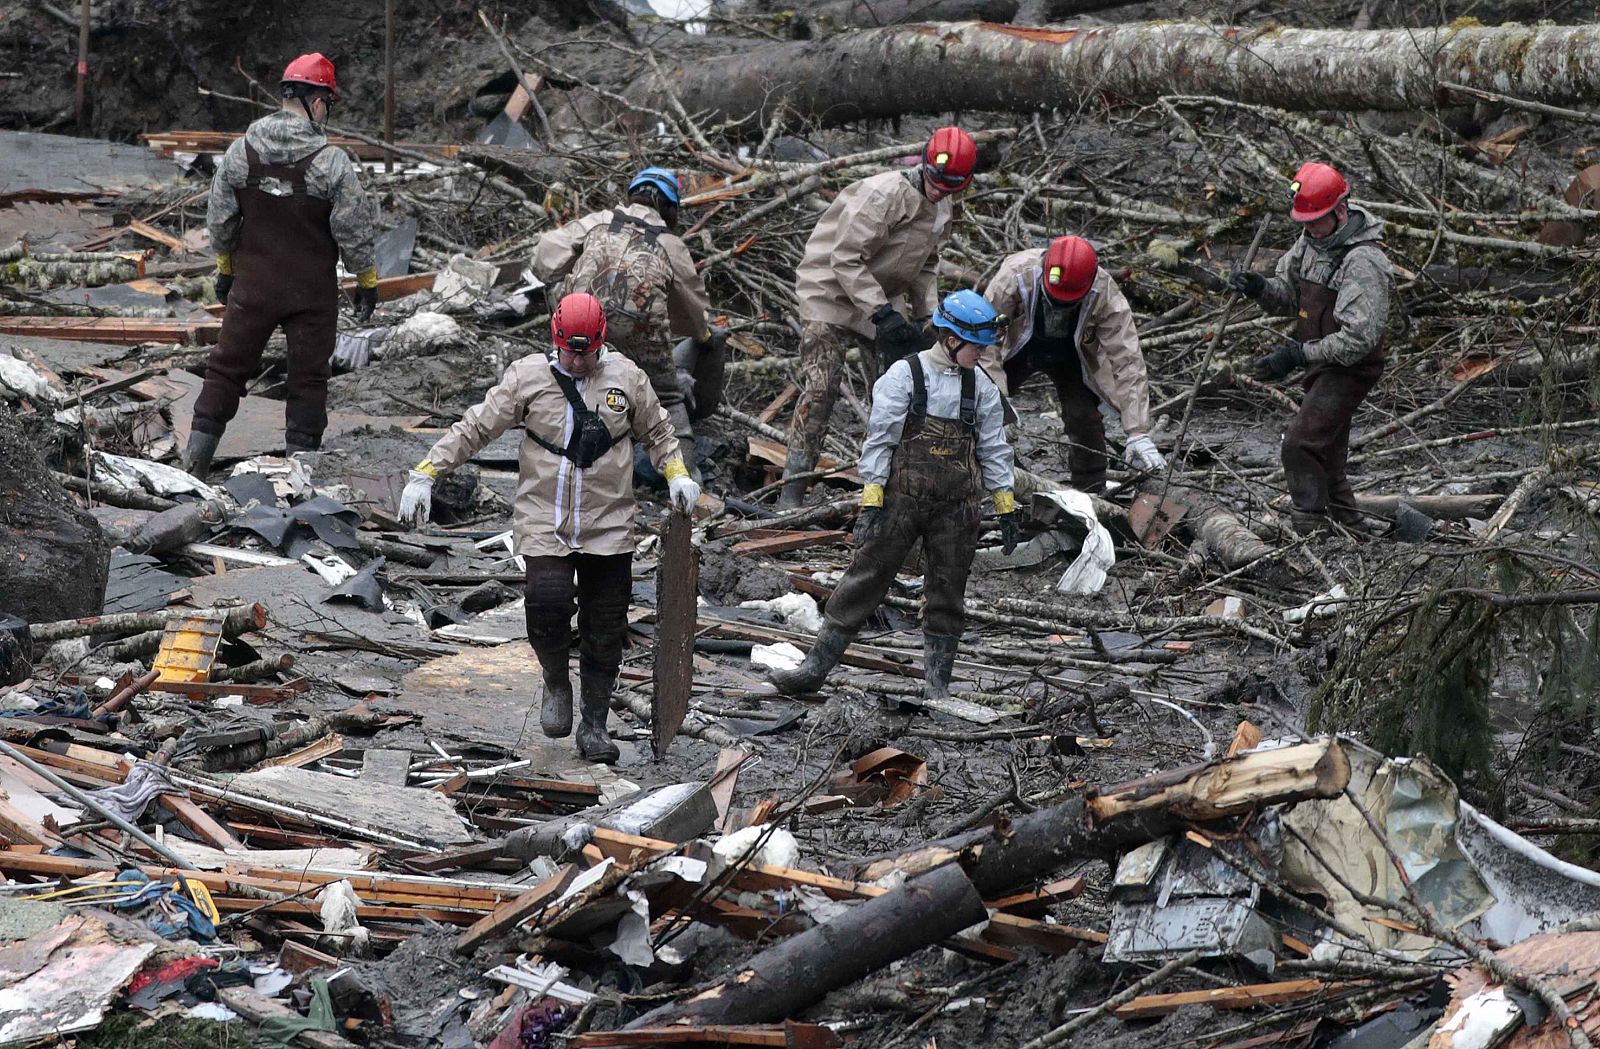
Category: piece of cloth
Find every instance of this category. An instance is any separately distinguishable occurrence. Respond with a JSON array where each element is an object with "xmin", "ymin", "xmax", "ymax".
[
  {"xmin": 788, "ymin": 320, "xmax": 876, "ymax": 470},
  {"xmin": 1256, "ymin": 205, "xmax": 1393, "ymax": 367},
  {"xmin": 1283, "ymin": 354, "xmax": 1384, "ymax": 514},
  {"xmin": 85, "ymin": 760, "xmax": 178, "ymax": 823},
  {"xmin": 207, "ymin": 110, "xmax": 377, "ymax": 275},
  {"xmin": 981, "ymin": 251, "xmax": 1153, "ymax": 436},
  {"xmin": 1003, "ymin": 347, "xmax": 1108, "ymax": 491},
  {"xmin": 524, "ymin": 553, "xmax": 633, "ymax": 676},
  {"xmin": 195, "ymin": 138, "xmax": 340, "ymax": 445},
  {"xmin": 857, "ymin": 348, "xmax": 1013, "ymax": 494},
  {"xmin": 426, "ymin": 349, "xmax": 680, "ymax": 558},
  {"xmin": 260, "ymin": 976, "xmax": 336, "ymax": 1047},
  {"xmin": 794, "ymin": 170, "xmax": 951, "ymax": 338}
]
